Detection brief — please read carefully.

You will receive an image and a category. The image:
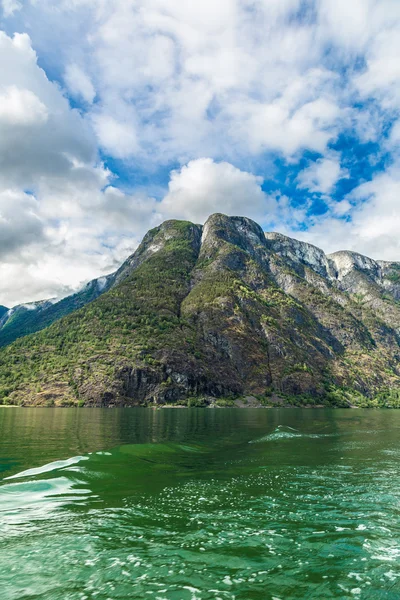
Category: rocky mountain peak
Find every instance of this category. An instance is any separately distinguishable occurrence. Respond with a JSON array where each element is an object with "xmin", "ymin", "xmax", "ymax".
[
  {"xmin": 264, "ymin": 232, "xmax": 333, "ymax": 279},
  {"xmin": 327, "ymin": 250, "xmax": 382, "ymax": 282},
  {"xmin": 200, "ymin": 213, "xmax": 268, "ymax": 265}
]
